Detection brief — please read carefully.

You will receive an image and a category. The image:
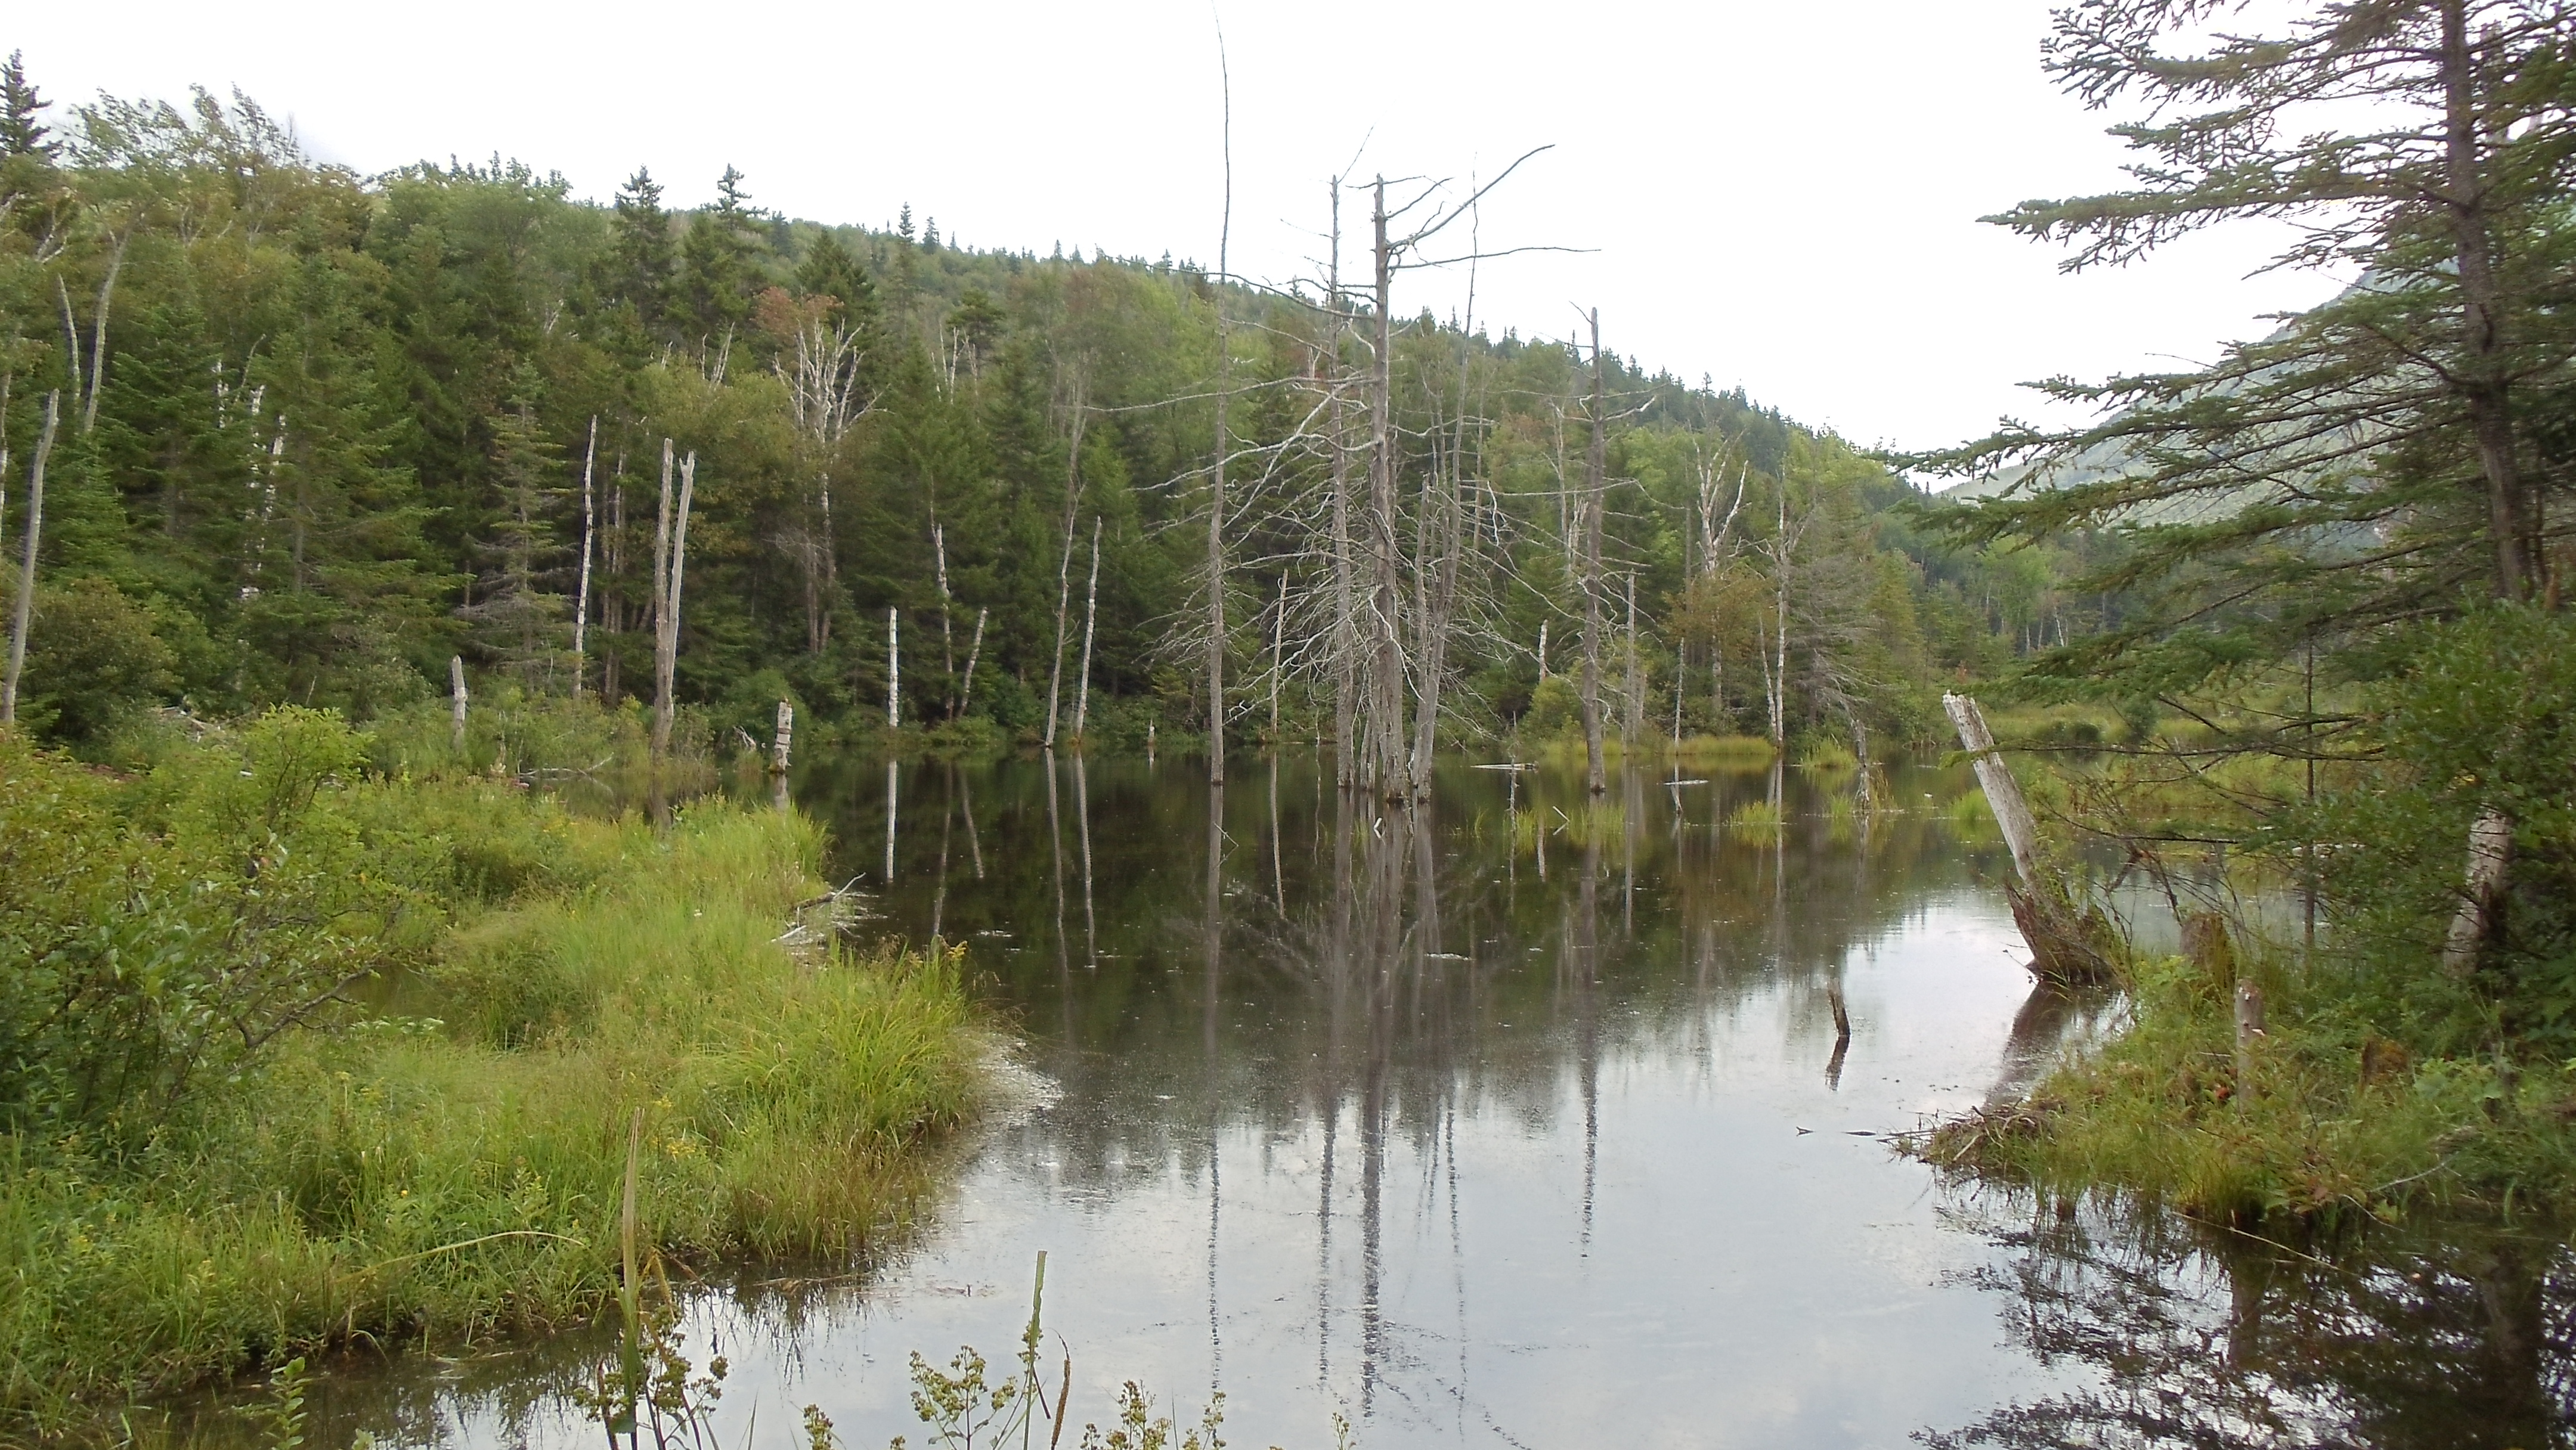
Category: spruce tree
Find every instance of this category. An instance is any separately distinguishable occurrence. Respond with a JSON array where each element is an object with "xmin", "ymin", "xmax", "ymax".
[
  {"xmin": 606, "ymin": 167, "xmax": 677, "ymax": 337},
  {"xmin": 0, "ymin": 51, "xmax": 53, "ymax": 159},
  {"xmin": 1924, "ymin": 0, "xmax": 2576, "ymax": 696}
]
